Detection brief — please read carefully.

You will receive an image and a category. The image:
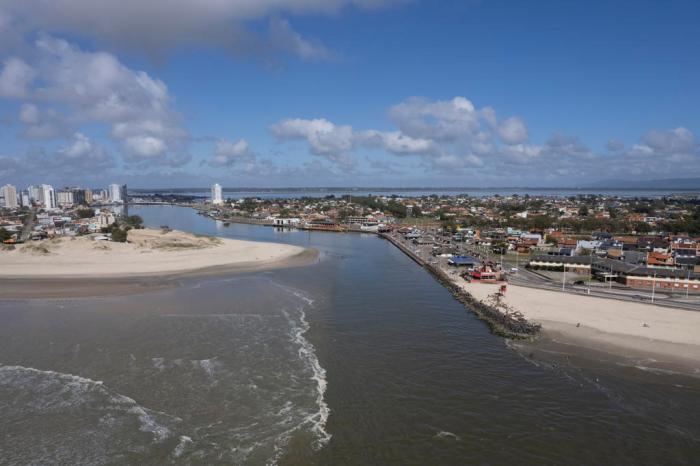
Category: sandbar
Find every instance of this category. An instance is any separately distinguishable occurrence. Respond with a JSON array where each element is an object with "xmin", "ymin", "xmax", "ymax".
[{"xmin": 0, "ymin": 229, "xmax": 317, "ymax": 298}]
